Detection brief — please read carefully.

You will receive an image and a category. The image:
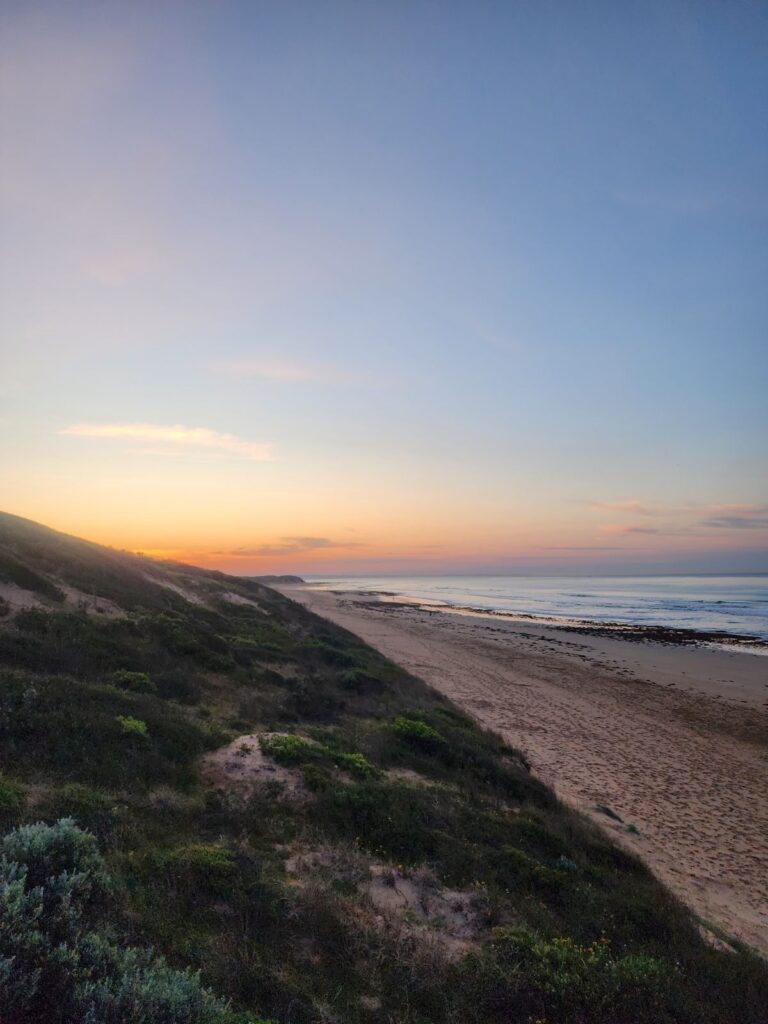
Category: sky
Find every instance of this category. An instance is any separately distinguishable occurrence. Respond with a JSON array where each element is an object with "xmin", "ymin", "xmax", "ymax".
[{"xmin": 1, "ymin": 0, "xmax": 767, "ymax": 575}]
